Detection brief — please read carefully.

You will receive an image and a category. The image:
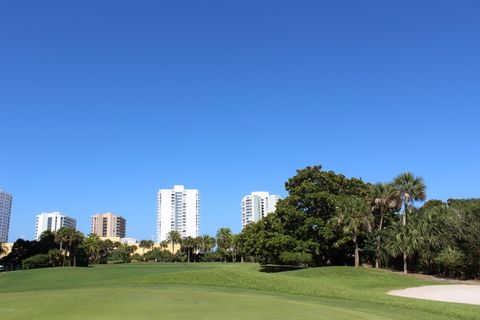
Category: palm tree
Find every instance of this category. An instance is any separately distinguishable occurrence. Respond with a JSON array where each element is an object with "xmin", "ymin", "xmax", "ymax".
[
  {"xmin": 139, "ymin": 240, "xmax": 149, "ymax": 255},
  {"xmin": 69, "ymin": 230, "xmax": 84, "ymax": 267},
  {"xmin": 84, "ymin": 234, "xmax": 102, "ymax": 263},
  {"xmin": 198, "ymin": 234, "xmax": 216, "ymax": 259},
  {"xmin": 181, "ymin": 236, "xmax": 196, "ymax": 263},
  {"xmin": 160, "ymin": 240, "xmax": 169, "ymax": 250},
  {"xmin": 166, "ymin": 230, "xmax": 182, "ymax": 255},
  {"xmin": 216, "ymin": 228, "xmax": 233, "ymax": 262},
  {"xmin": 231, "ymin": 234, "xmax": 240, "ymax": 262},
  {"xmin": 384, "ymin": 221, "xmax": 422, "ymax": 272},
  {"xmin": 336, "ymin": 196, "xmax": 373, "ymax": 268},
  {"xmin": 145, "ymin": 240, "xmax": 154, "ymax": 251},
  {"xmin": 55, "ymin": 227, "xmax": 71, "ymax": 266},
  {"xmin": 393, "ymin": 172, "xmax": 426, "ymax": 273},
  {"xmin": 370, "ymin": 183, "xmax": 400, "ymax": 268}
]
